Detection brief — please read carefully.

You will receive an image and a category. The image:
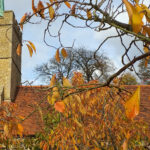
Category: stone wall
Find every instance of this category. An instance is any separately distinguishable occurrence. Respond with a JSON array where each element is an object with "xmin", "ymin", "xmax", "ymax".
[{"xmin": 0, "ymin": 11, "xmax": 22, "ymax": 102}]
